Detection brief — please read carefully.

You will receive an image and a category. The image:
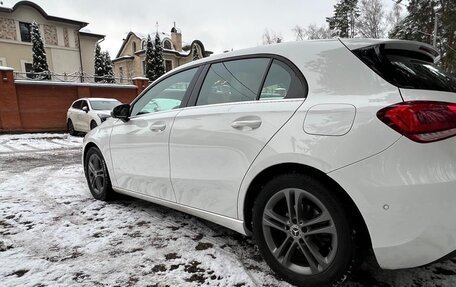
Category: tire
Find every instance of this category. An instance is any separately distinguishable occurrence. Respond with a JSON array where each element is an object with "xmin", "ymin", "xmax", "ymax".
[
  {"xmin": 90, "ymin": 120, "xmax": 98, "ymax": 130},
  {"xmin": 252, "ymin": 174, "xmax": 356, "ymax": 287},
  {"xmin": 67, "ymin": 120, "xmax": 76, "ymax": 136},
  {"xmin": 84, "ymin": 147, "xmax": 114, "ymax": 201}
]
